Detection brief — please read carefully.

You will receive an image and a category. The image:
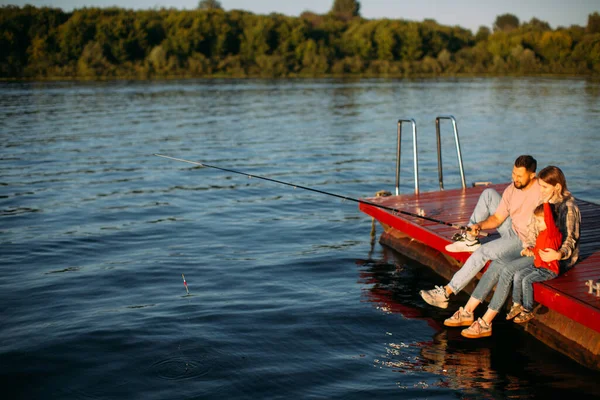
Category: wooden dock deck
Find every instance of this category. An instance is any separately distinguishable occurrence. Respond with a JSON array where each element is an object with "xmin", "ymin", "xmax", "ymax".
[{"xmin": 359, "ymin": 183, "xmax": 600, "ymax": 371}]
